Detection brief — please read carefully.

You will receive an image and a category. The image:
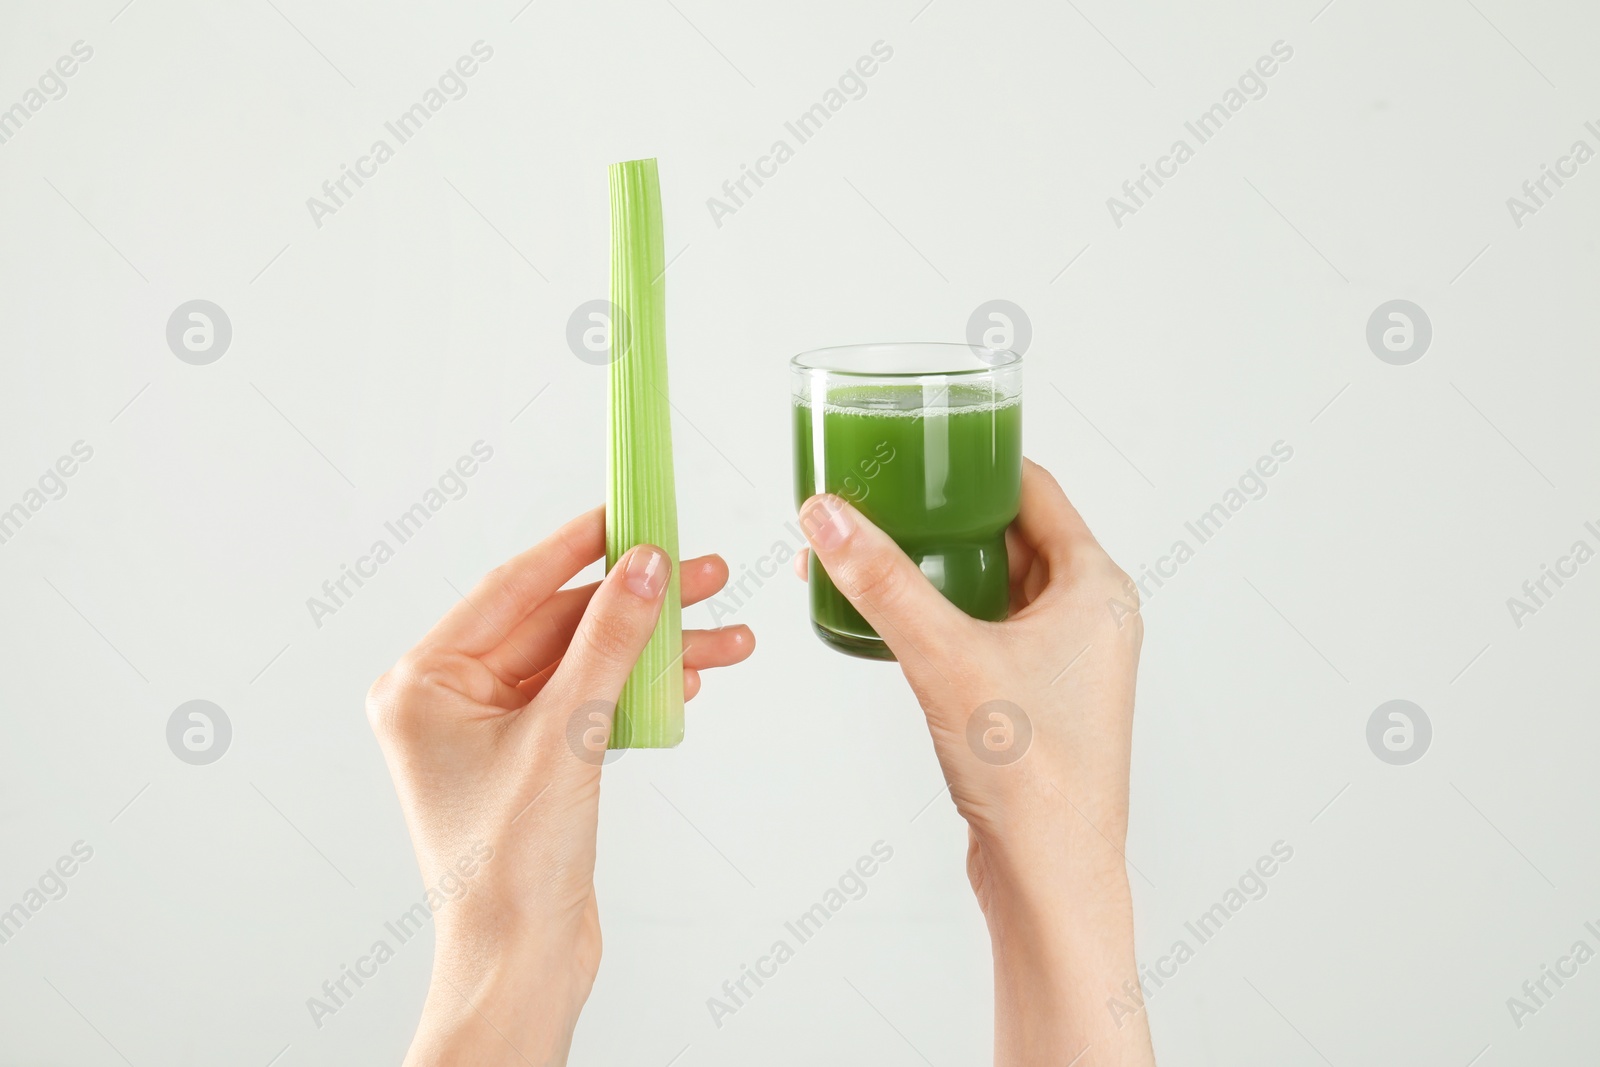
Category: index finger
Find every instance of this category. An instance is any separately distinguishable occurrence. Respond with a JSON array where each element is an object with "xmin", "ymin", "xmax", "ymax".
[
  {"xmin": 422, "ymin": 506, "xmax": 606, "ymax": 656},
  {"xmin": 1013, "ymin": 458, "xmax": 1105, "ymax": 569}
]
